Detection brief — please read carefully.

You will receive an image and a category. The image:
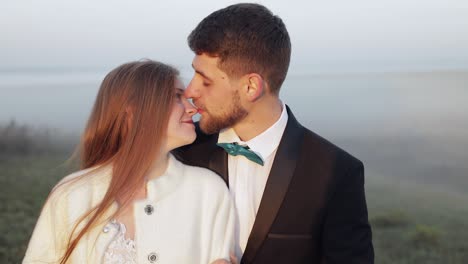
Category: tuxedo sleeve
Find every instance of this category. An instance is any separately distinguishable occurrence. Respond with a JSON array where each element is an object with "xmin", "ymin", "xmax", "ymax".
[{"xmin": 321, "ymin": 161, "xmax": 374, "ymax": 264}]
